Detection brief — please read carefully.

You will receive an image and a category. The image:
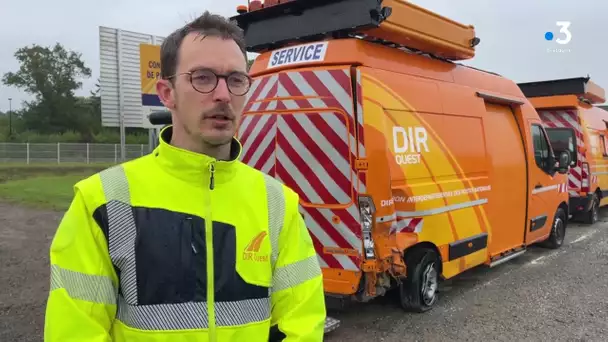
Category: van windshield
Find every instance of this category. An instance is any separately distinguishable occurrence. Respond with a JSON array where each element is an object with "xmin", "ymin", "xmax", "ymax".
[{"xmin": 545, "ymin": 127, "xmax": 576, "ymax": 161}]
